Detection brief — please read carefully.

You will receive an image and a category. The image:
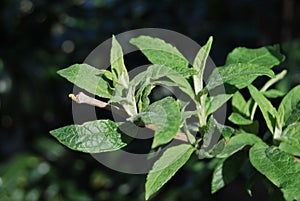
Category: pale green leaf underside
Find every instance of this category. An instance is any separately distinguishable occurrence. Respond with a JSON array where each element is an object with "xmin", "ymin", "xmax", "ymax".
[
  {"xmin": 111, "ymin": 35, "xmax": 129, "ymax": 87},
  {"xmin": 278, "ymin": 85, "xmax": 300, "ymax": 128},
  {"xmin": 279, "ymin": 122, "xmax": 300, "ymax": 156},
  {"xmin": 226, "ymin": 45, "xmax": 285, "ymax": 68},
  {"xmin": 248, "ymin": 85, "xmax": 277, "ymax": 133},
  {"xmin": 249, "ymin": 143, "xmax": 300, "ymax": 201},
  {"xmin": 140, "ymin": 97, "xmax": 181, "ymax": 148},
  {"xmin": 193, "ymin": 36, "xmax": 213, "ymax": 94},
  {"xmin": 217, "ymin": 133, "xmax": 262, "ymax": 158},
  {"xmin": 50, "ymin": 120, "xmax": 126, "ymax": 153},
  {"xmin": 130, "ymin": 36, "xmax": 195, "ymax": 77},
  {"xmin": 206, "ymin": 93, "xmax": 233, "ymax": 115},
  {"xmin": 207, "ymin": 63, "xmax": 275, "ymax": 90},
  {"xmin": 57, "ymin": 63, "xmax": 112, "ymax": 98},
  {"xmin": 130, "ymin": 64, "xmax": 196, "ymax": 102},
  {"xmin": 145, "ymin": 144, "xmax": 195, "ymax": 200}
]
